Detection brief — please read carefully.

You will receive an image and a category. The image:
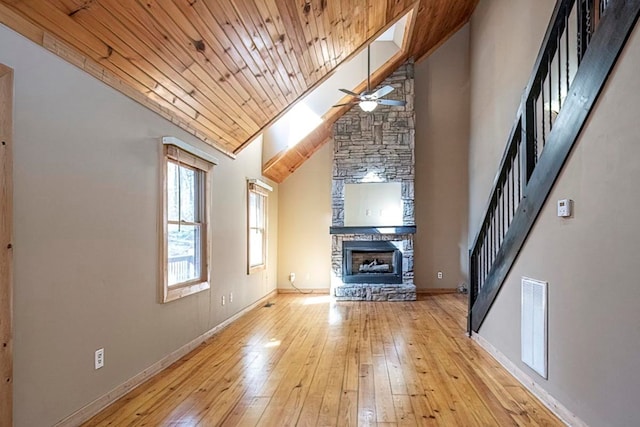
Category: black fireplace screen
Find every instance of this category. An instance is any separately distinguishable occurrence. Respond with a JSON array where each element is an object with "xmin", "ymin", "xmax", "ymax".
[{"xmin": 342, "ymin": 241, "xmax": 403, "ymax": 284}]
